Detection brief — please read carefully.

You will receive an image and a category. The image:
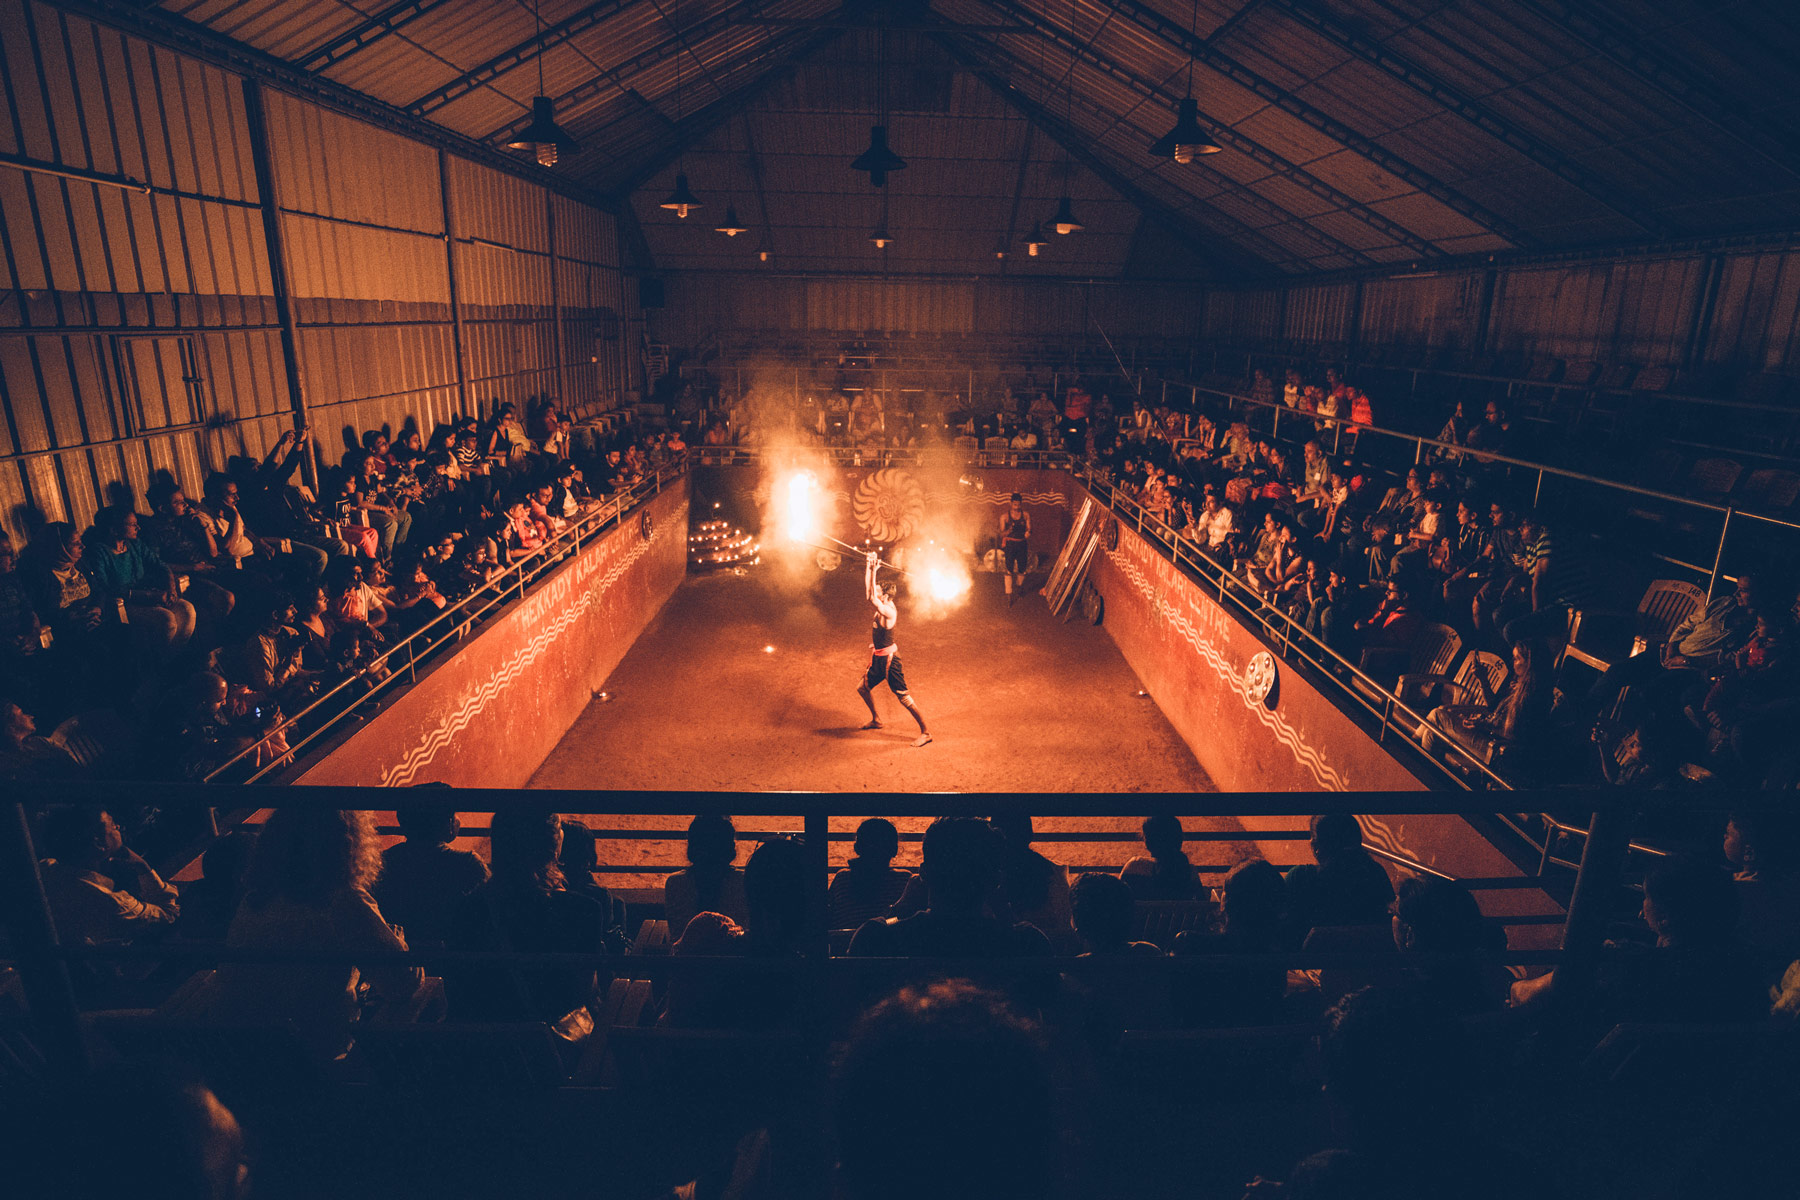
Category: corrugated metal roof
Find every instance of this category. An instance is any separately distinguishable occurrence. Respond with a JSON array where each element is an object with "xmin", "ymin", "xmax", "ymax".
[{"xmin": 148, "ymin": 0, "xmax": 1800, "ymax": 279}]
